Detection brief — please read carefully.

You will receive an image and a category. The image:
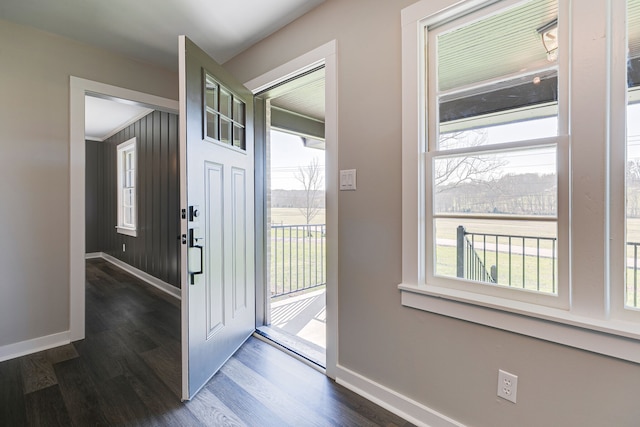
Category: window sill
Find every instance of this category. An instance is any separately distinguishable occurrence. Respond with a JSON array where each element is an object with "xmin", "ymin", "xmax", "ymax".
[
  {"xmin": 116, "ymin": 226, "xmax": 137, "ymax": 237},
  {"xmin": 399, "ymin": 283, "xmax": 640, "ymax": 364}
]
